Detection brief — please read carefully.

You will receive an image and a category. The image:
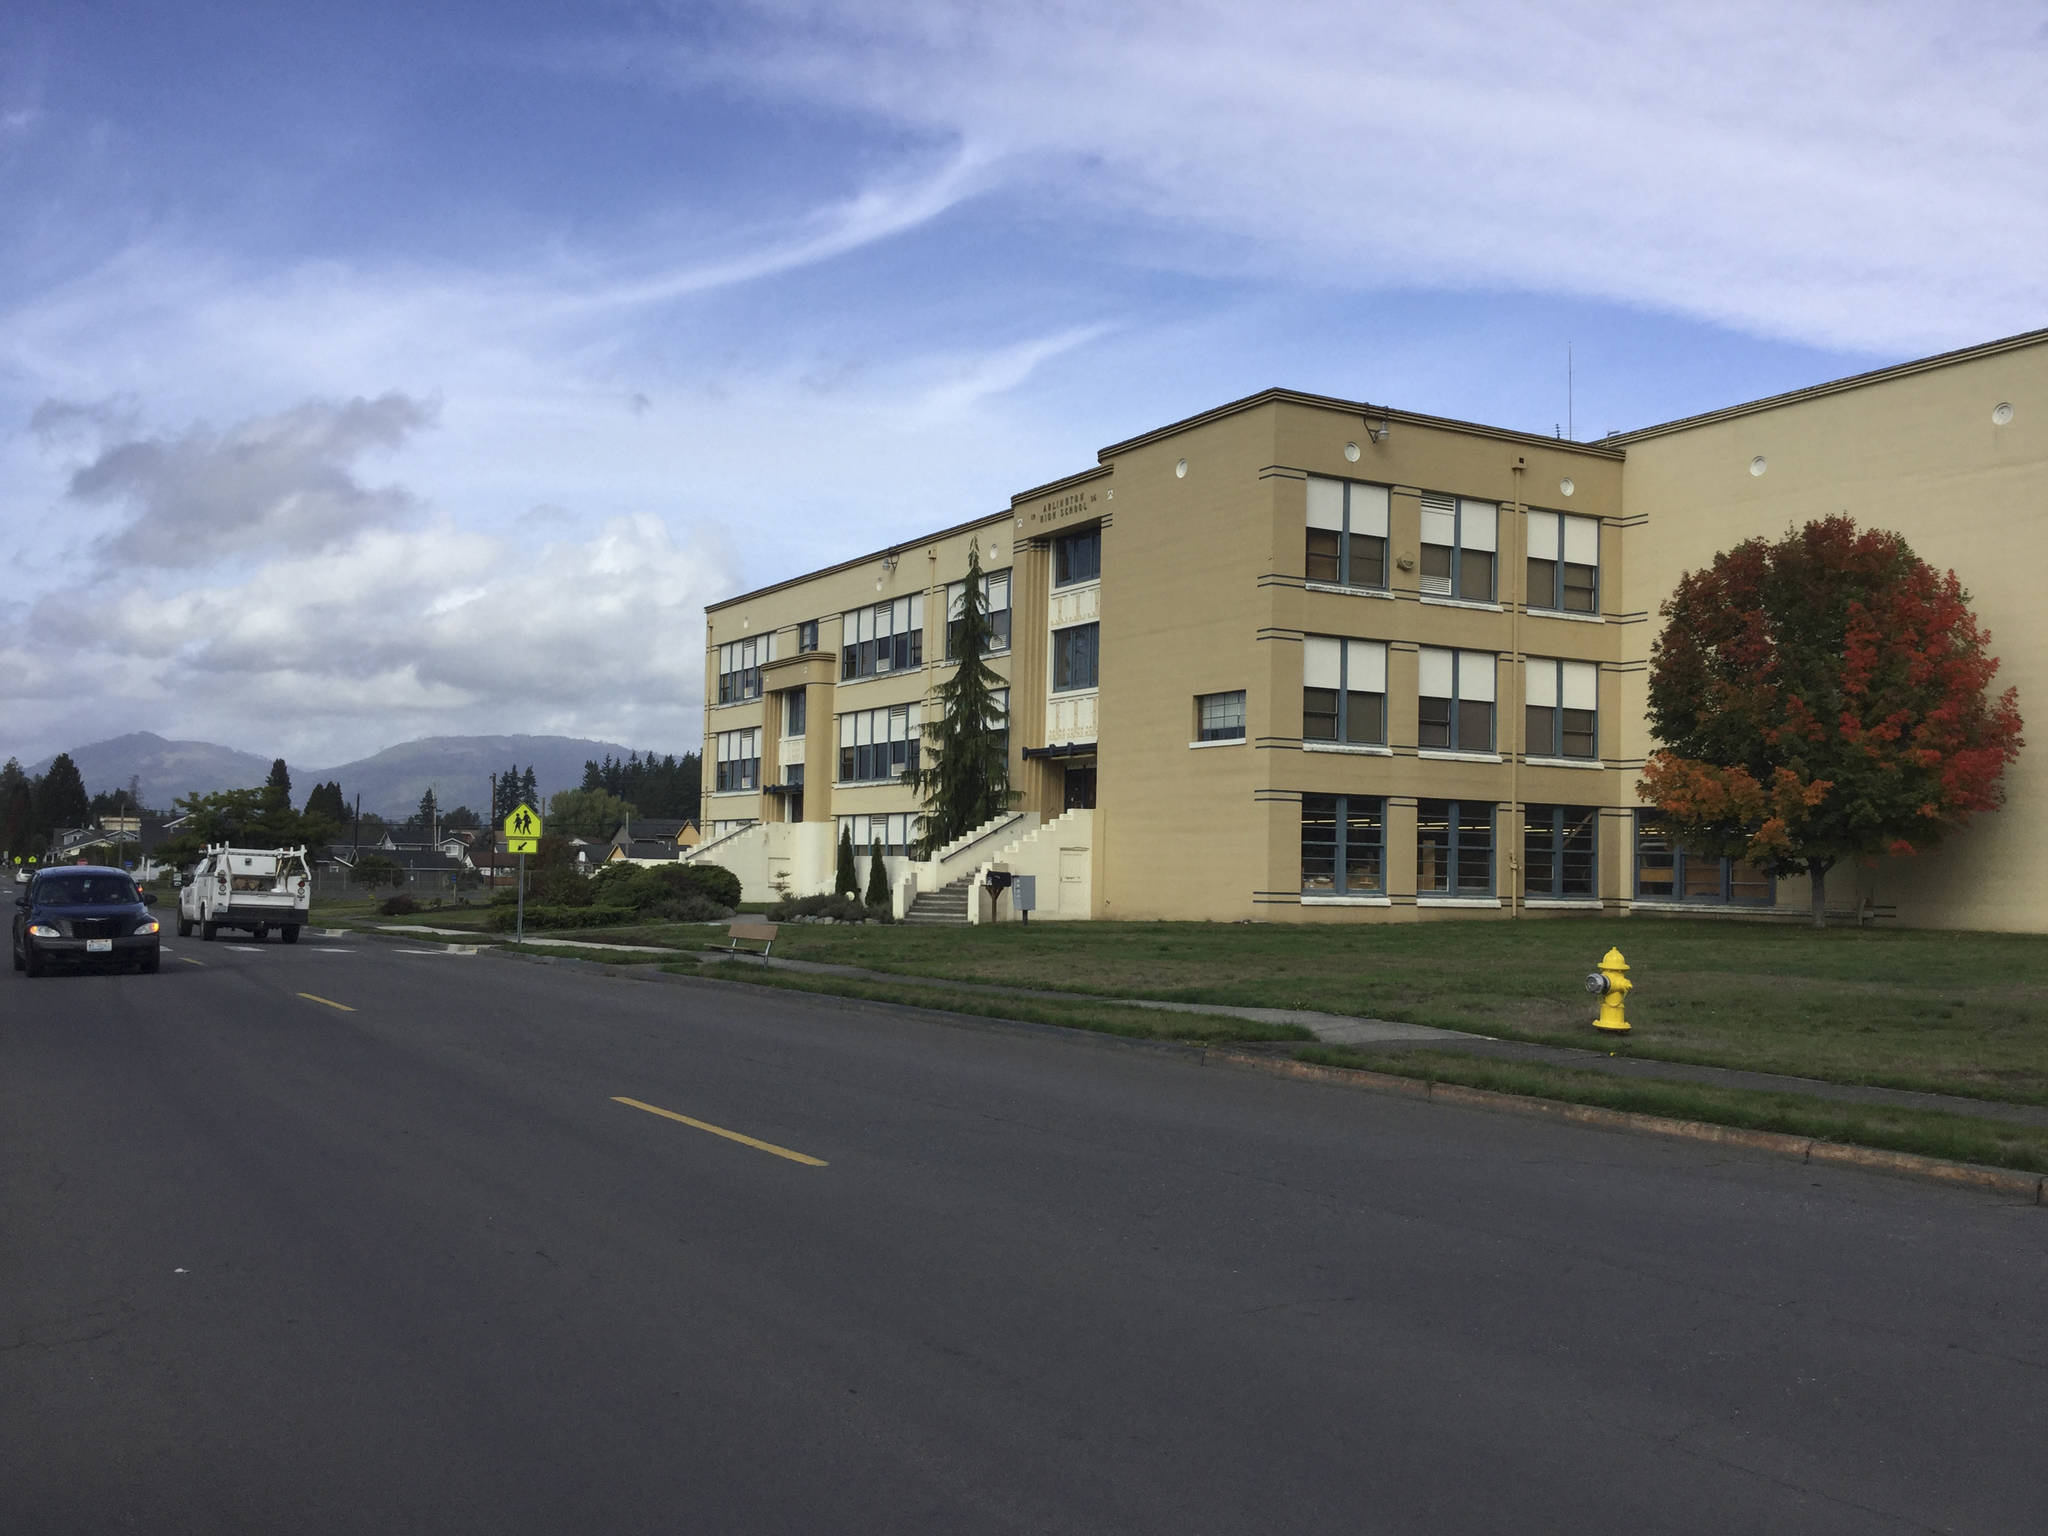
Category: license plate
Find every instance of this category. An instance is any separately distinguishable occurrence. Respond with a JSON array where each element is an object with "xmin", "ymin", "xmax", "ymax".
[{"xmin": 86, "ymin": 938, "xmax": 112, "ymax": 953}]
